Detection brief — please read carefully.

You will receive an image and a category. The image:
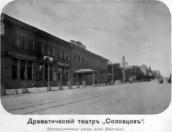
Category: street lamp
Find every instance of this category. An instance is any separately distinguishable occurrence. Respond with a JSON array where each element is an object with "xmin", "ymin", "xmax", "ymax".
[
  {"xmin": 43, "ymin": 56, "xmax": 53, "ymax": 91},
  {"xmin": 58, "ymin": 68, "xmax": 63, "ymax": 90}
]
